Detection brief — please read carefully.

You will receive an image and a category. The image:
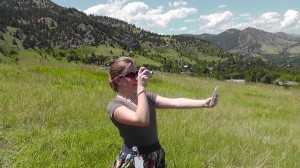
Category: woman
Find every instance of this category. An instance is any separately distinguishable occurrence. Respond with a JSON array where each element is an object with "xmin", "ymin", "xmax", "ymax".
[{"xmin": 107, "ymin": 56, "xmax": 217, "ymax": 168}]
